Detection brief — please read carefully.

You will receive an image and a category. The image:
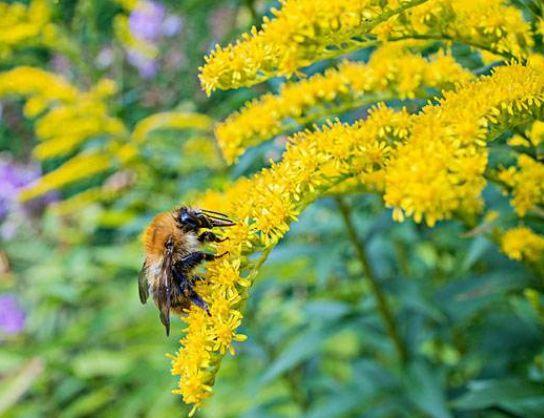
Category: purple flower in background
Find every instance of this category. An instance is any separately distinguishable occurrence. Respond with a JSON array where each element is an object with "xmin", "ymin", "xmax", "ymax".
[
  {"xmin": 0, "ymin": 294, "xmax": 25, "ymax": 335},
  {"xmin": 129, "ymin": 1, "xmax": 166, "ymax": 42},
  {"xmin": 0, "ymin": 155, "xmax": 57, "ymax": 239},
  {"xmin": 161, "ymin": 15, "xmax": 183, "ymax": 37},
  {"xmin": 127, "ymin": 50, "xmax": 160, "ymax": 79},
  {"xmin": 0, "ymin": 157, "xmax": 40, "ymax": 220},
  {"xmin": 126, "ymin": 1, "xmax": 183, "ymax": 79}
]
